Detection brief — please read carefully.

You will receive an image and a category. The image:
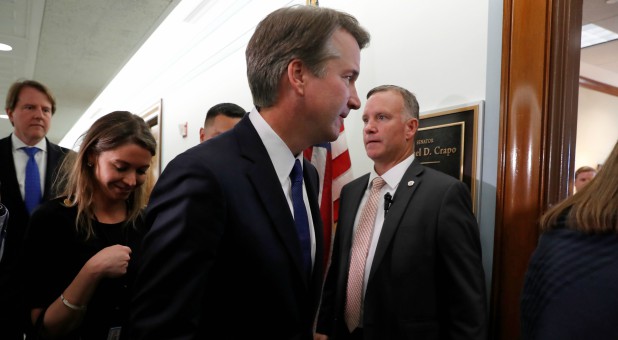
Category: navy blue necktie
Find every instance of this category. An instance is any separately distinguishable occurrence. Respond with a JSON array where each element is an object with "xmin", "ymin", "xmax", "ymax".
[
  {"xmin": 290, "ymin": 159, "xmax": 311, "ymax": 276},
  {"xmin": 23, "ymin": 147, "xmax": 42, "ymax": 215}
]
